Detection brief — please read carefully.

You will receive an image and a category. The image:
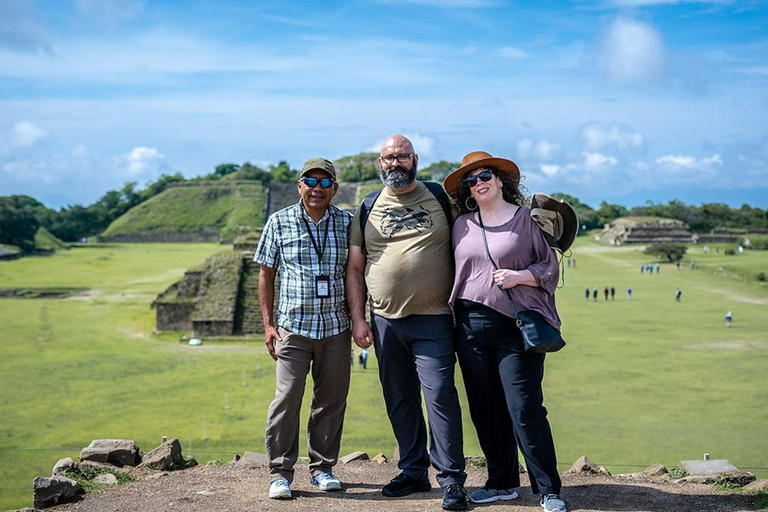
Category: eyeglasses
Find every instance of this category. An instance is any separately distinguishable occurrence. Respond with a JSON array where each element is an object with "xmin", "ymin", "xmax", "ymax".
[
  {"xmin": 463, "ymin": 170, "xmax": 494, "ymax": 187},
  {"xmin": 300, "ymin": 177, "xmax": 335, "ymax": 188},
  {"xmin": 380, "ymin": 153, "xmax": 414, "ymax": 165}
]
